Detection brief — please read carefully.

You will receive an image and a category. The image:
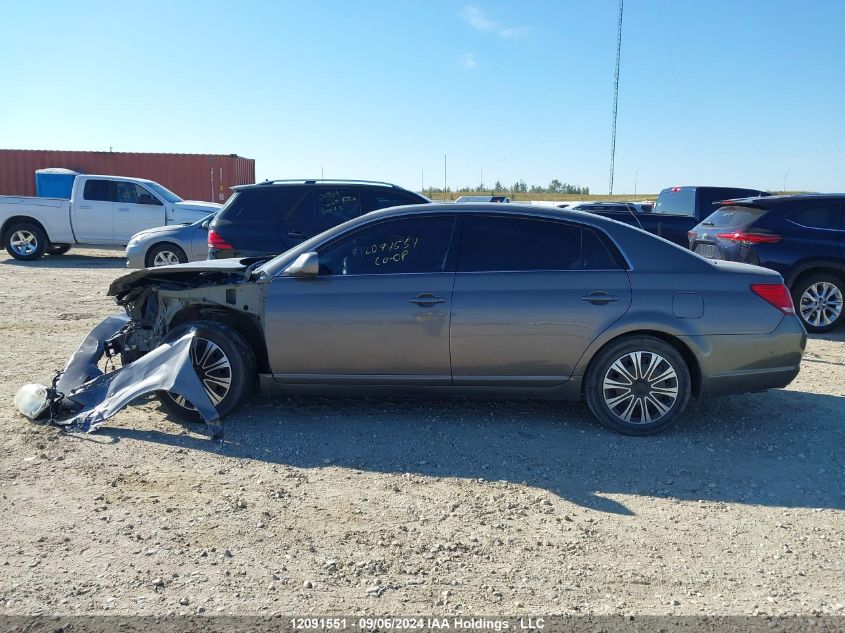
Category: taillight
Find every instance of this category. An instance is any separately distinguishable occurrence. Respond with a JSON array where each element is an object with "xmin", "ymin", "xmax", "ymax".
[
  {"xmin": 687, "ymin": 230, "xmax": 696, "ymax": 241},
  {"xmin": 750, "ymin": 283, "xmax": 795, "ymax": 315},
  {"xmin": 208, "ymin": 229, "xmax": 233, "ymax": 250},
  {"xmin": 715, "ymin": 231, "xmax": 781, "ymax": 245}
]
